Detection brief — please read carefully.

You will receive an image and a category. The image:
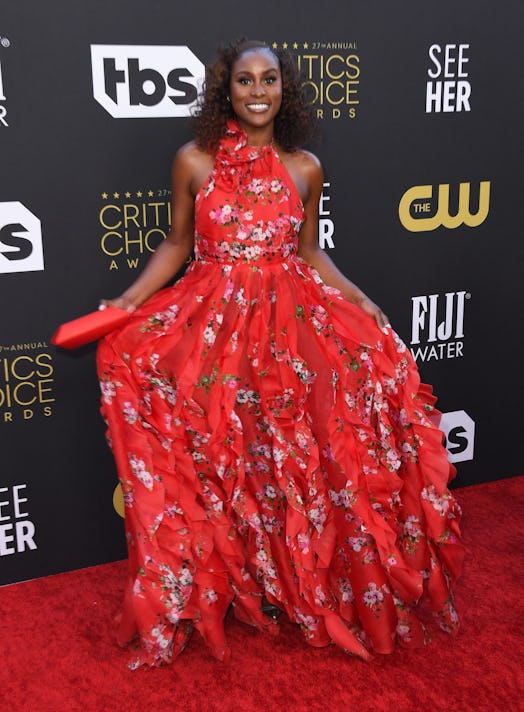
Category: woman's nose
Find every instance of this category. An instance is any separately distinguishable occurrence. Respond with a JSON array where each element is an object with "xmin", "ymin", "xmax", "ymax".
[{"xmin": 251, "ymin": 81, "xmax": 266, "ymax": 96}]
